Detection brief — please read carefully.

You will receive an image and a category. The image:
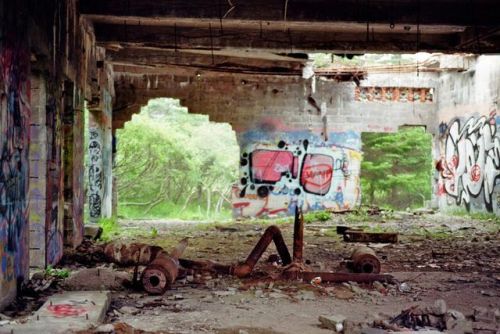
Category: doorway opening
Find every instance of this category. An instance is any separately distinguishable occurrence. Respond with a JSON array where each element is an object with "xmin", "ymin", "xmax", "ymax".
[{"xmin": 114, "ymin": 98, "xmax": 239, "ymax": 220}]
